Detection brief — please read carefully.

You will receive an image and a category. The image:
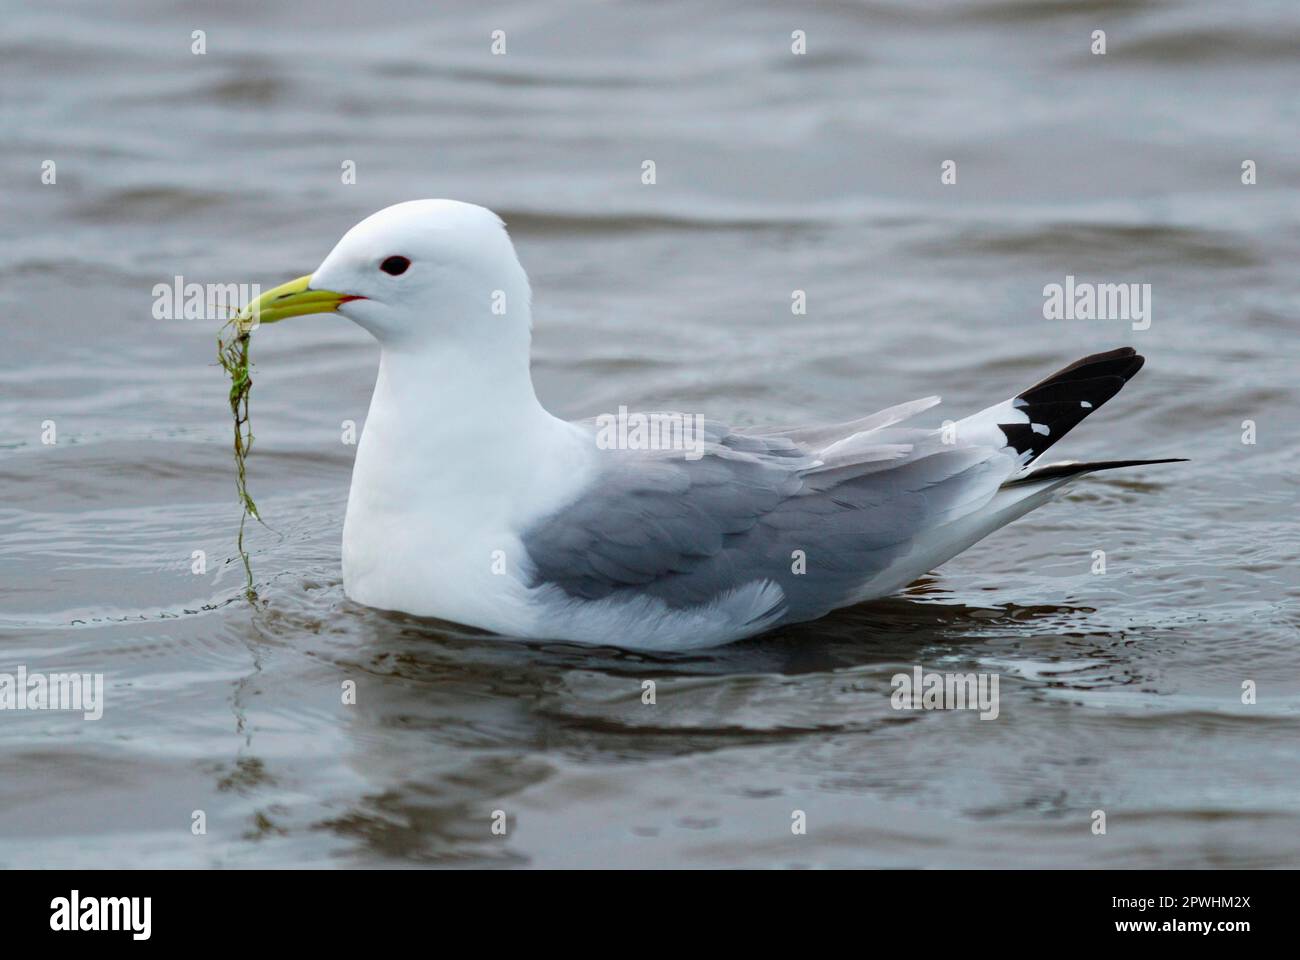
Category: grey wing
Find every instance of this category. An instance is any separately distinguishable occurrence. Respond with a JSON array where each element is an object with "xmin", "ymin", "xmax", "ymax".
[{"xmin": 520, "ymin": 410, "xmax": 1015, "ymax": 627}]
